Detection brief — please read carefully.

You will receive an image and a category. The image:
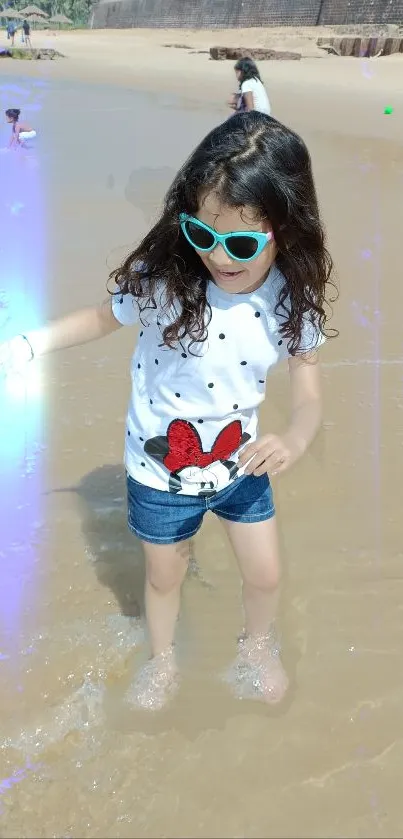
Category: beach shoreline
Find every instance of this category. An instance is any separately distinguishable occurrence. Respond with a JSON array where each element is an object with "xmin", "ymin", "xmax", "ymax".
[{"xmin": 1, "ymin": 27, "xmax": 403, "ymax": 136}]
